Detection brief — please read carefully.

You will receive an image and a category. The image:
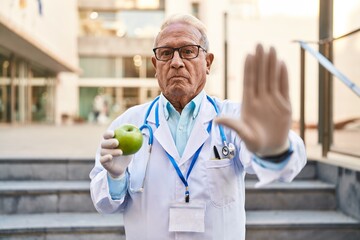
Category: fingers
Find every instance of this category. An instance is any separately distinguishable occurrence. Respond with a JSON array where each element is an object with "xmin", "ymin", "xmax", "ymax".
[
  {"xmin": 100, "ymin": 154, "xmax": 120, "ymax": 178},
  {"xmin": 268, "ymin": 46, "xmax": 279, "ymax": 93},
  {"xmin": 243, "ymin": 54, "xmax": 256, "ymax": 103},
  {"xmin": 215, "ymin": 117, "xmax": 255, "ymax": 147},
  {"xmin": 100, "ymin": 131, "xmax": 123, "ymax": 156},
  {"xmin": 101, "ymin": 138, "xmax": 119, "ymax": 149},
  {"xmin": 100, "ymin": 147, "xmax": 123, "ymax": 157},
  {"xmin": 252, "ymin": 44, "xmax": 288, "ymax": 96},
  {"xmin": 103, "ymin": 130, "xmax": 115, "ymax": 139},
  {"xmin": 255, "ymin": 44, "xmax": 266, "ymax": 96},
  {"xmin": 100, "ymin": 154, "xmax": 113, "ymax": 166},
  {"xmin": 279, "ymin": 61, "xmax": 290, "ymax": 101}
]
